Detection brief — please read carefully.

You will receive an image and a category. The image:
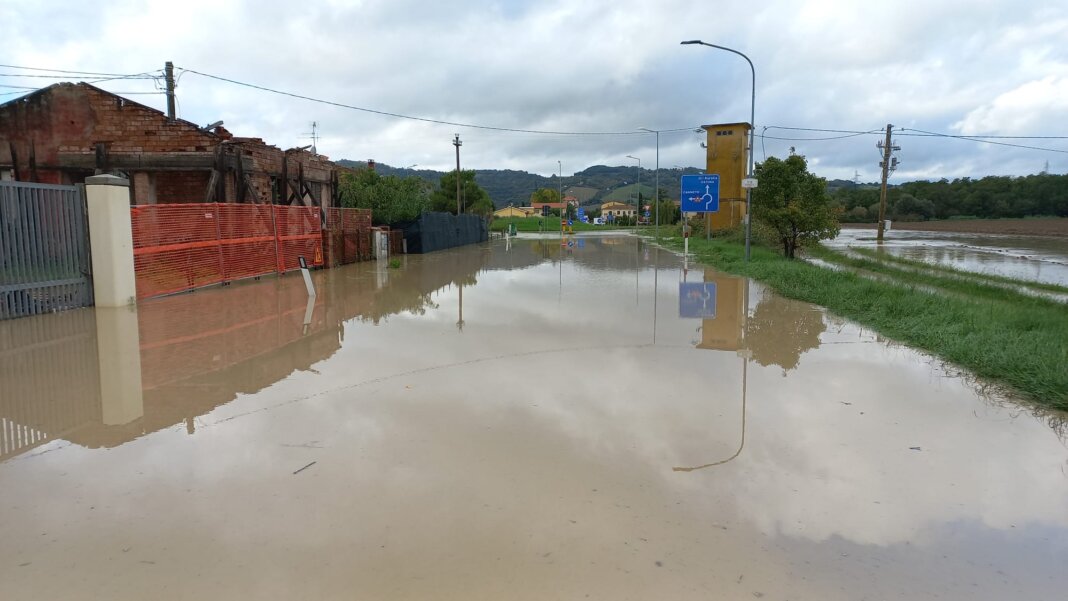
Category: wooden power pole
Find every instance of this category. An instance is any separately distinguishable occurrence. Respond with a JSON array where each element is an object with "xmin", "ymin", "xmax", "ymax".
[
  {"xmin": 165, "ymin": 61, "xmax": 176, "ymax": 120},
  {"xmin": 453, "ymin": 134, "xmax": 462, "ymax": 214},
  {"xmin": 876, "ymin": 123, "xmax": 893, "ymax": 242}
]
